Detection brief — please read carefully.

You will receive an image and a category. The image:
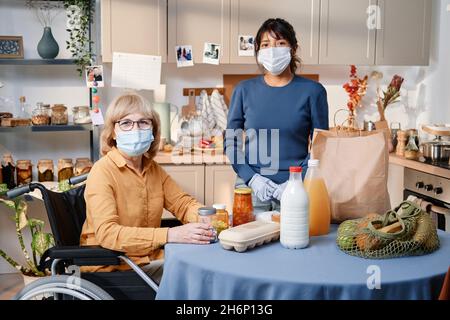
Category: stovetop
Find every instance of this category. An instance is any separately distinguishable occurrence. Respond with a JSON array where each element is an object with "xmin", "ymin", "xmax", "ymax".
[{"xmin": 414, "ymin": 158, "xmax": 450, "ymax": 170}]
